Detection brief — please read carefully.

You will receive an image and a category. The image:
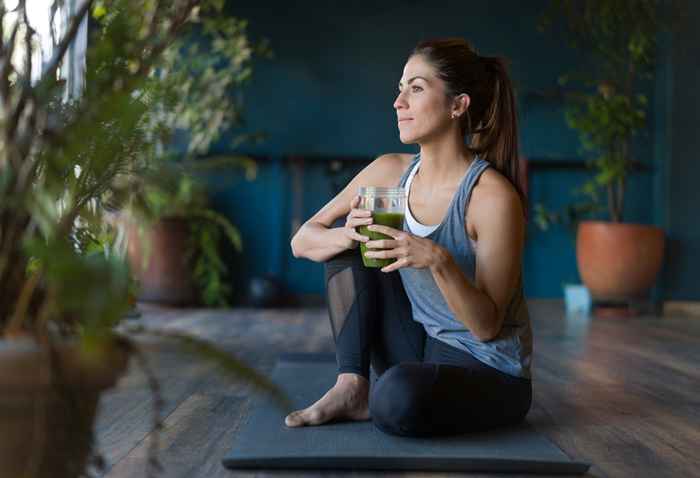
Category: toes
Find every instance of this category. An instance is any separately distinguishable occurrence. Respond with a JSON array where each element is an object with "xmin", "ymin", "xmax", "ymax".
[
  {"xmin": 286, "ymin": 407, "xmax": 327, "ymax": 427},
  {"xmin": 286, "ymin": 407, "xmax": 328, "ymax": 427},
  {"xmin": 285, "ymin": 410, "xmax": 305, "ymax": 427}
]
